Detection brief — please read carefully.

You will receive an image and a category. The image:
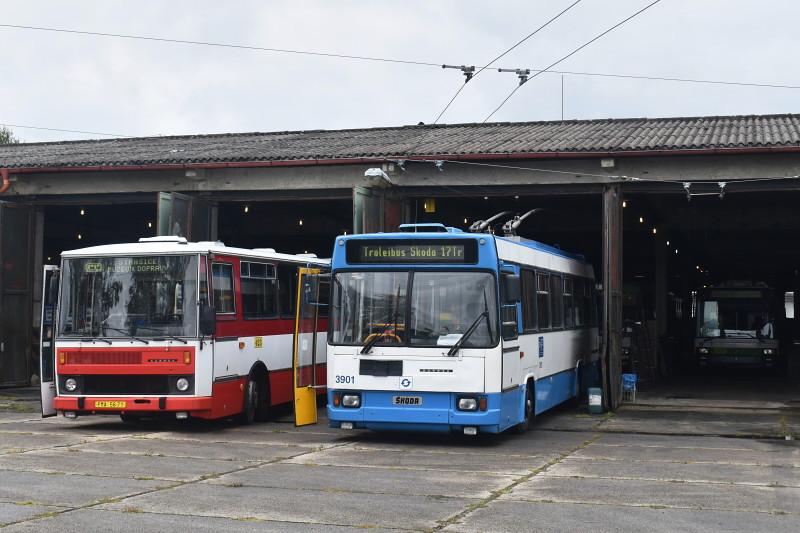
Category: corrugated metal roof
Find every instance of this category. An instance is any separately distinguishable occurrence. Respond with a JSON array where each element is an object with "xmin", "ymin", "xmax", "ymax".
[{"xmin": 2, "ymin": 114, "xmax": 799, "ymax": 170}]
